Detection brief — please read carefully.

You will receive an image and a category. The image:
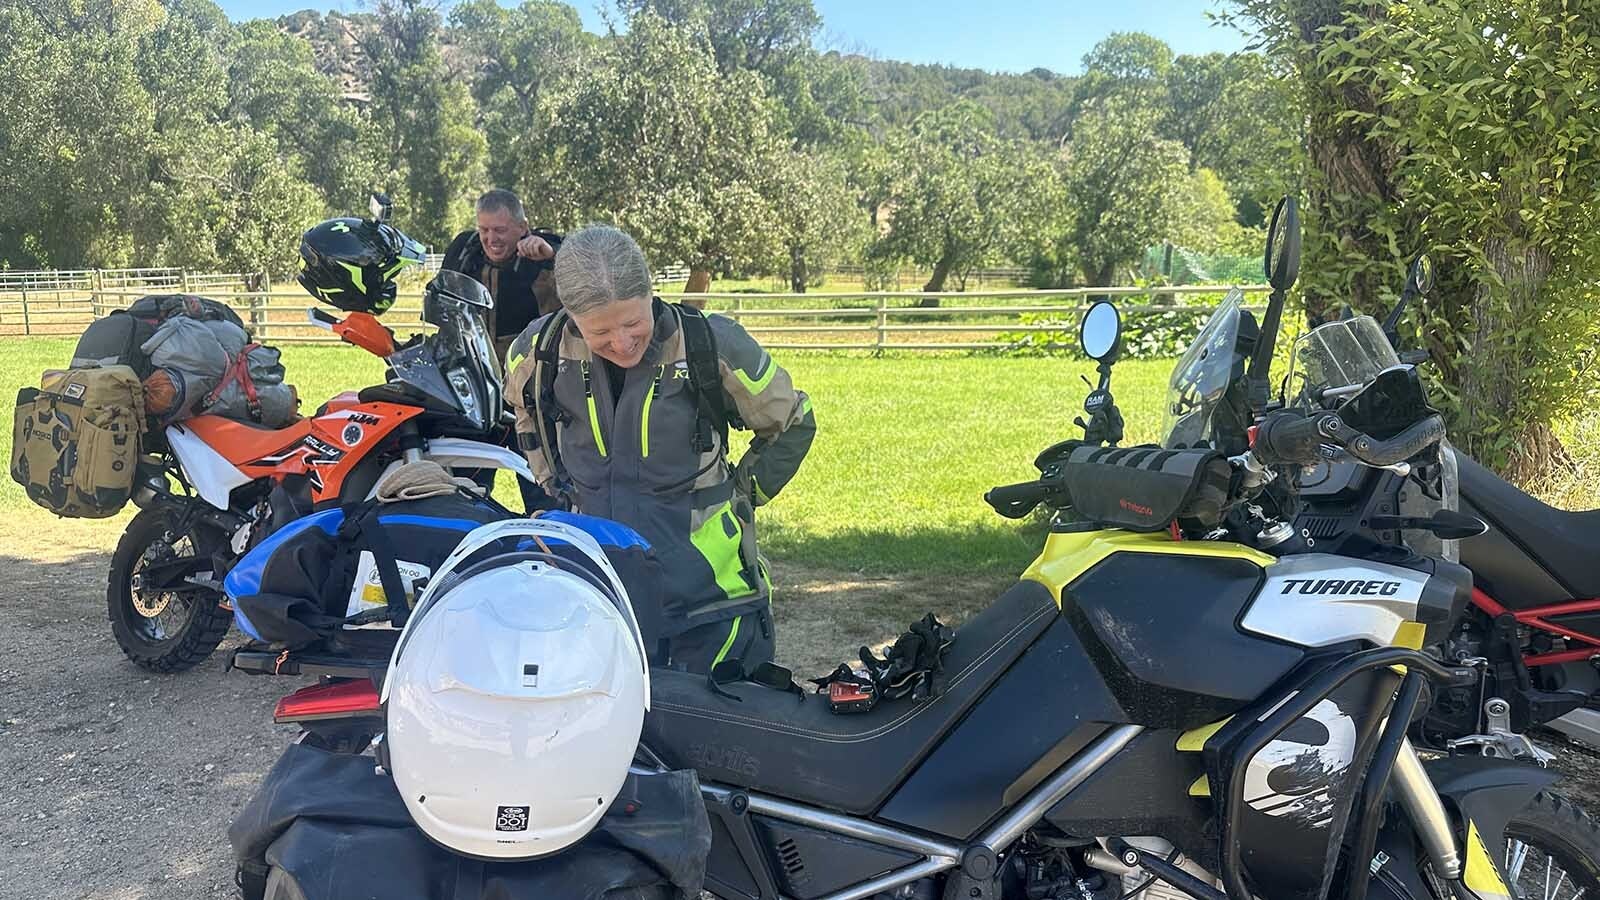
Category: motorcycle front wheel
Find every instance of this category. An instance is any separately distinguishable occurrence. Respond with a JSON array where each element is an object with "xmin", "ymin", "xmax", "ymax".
[
  {"xmin": 1498, "ymin": 791, "xmax": 1600, "ymax": 900},
  {"xmin": 107, "ymin": 505, "xmax": 233, "ymax": 673}
]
